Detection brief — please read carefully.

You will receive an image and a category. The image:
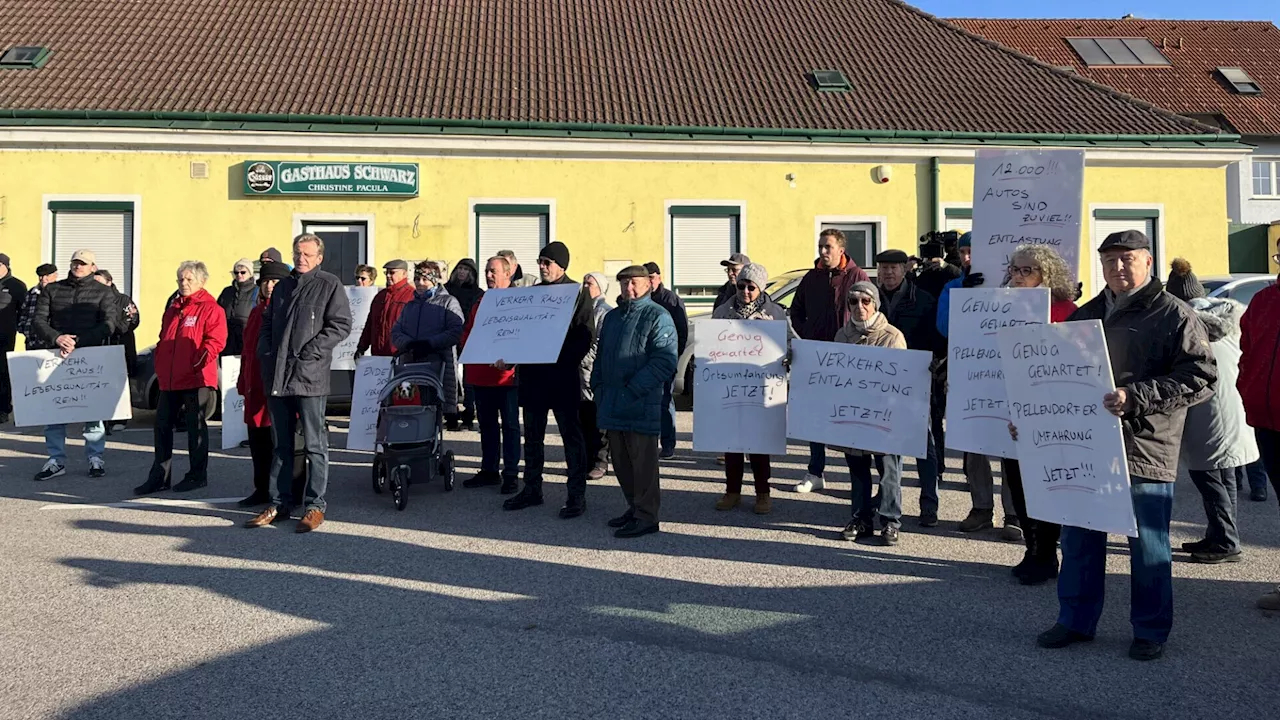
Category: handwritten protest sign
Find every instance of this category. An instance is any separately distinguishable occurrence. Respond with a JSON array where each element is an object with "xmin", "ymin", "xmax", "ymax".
[
  {"xmin": 458, "ymin": 283, "xmax": 581, "ymax": 365},
  {"xmin": 998, "ymin": 320, "xmax": 1136, "ymax": 537},
  {"xmin": 6, "ymin": 346, "xmax": 132, "ymax": 427},
  {"xmin": 787, "ymin": 339, "xmax": 932, "ymax": 458},
  {"xmin": 332, "ymin": 286, "xmax": 379, "ymax": 370},
  {"xmin": 346, "ymin": 355, "xmax": 394, "ymax": 451},
  {"xmin": 945, "ymin": 287, "xmax": 1050, "ymax": 458},
  {"xmin": 219, "ymin": 356, "xmax": 248, "ymax": 450},
  {"xmin": 970, "ymin": 149, "xmax": 1085, "ymax": 285},
  {"xmin": 692, "ymin": 319, "xmax": 788, "ymax": 454}
]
